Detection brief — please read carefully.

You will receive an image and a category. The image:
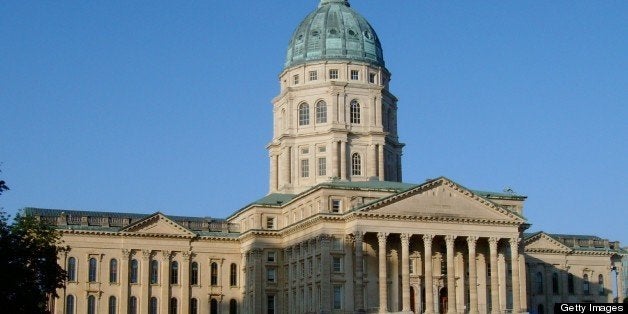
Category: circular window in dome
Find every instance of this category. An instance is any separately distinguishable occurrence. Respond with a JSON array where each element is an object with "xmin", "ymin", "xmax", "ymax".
[
  {"xmin": 297, "ymin": 34, "xmax": 304, "ymax": 42},
  {"xmin": 328, "ymin": 28, "xmax": 338, "ymax": 35},
  {"xmin": 311, "ymin": 30, "xmax": 320, "ymax": 37},
  {"xmin": 348, "ymin": 29, "xmax": 356, "ymax": 37},
  {"xmin": 363, "ymin": 30, "xmax": 373, "ymax": 40}
]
